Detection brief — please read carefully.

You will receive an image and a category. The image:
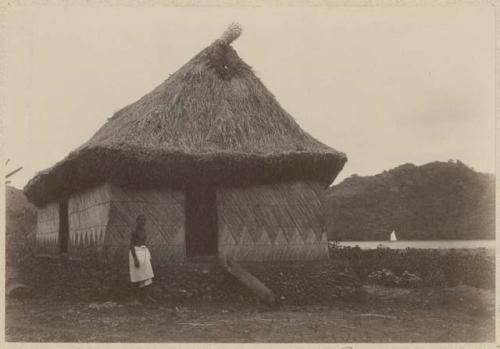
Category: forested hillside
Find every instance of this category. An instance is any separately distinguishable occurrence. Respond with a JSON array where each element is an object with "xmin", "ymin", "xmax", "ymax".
[{"xmin": 325, "ymin": 161, "xmax": 495, "ymax": 241}]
